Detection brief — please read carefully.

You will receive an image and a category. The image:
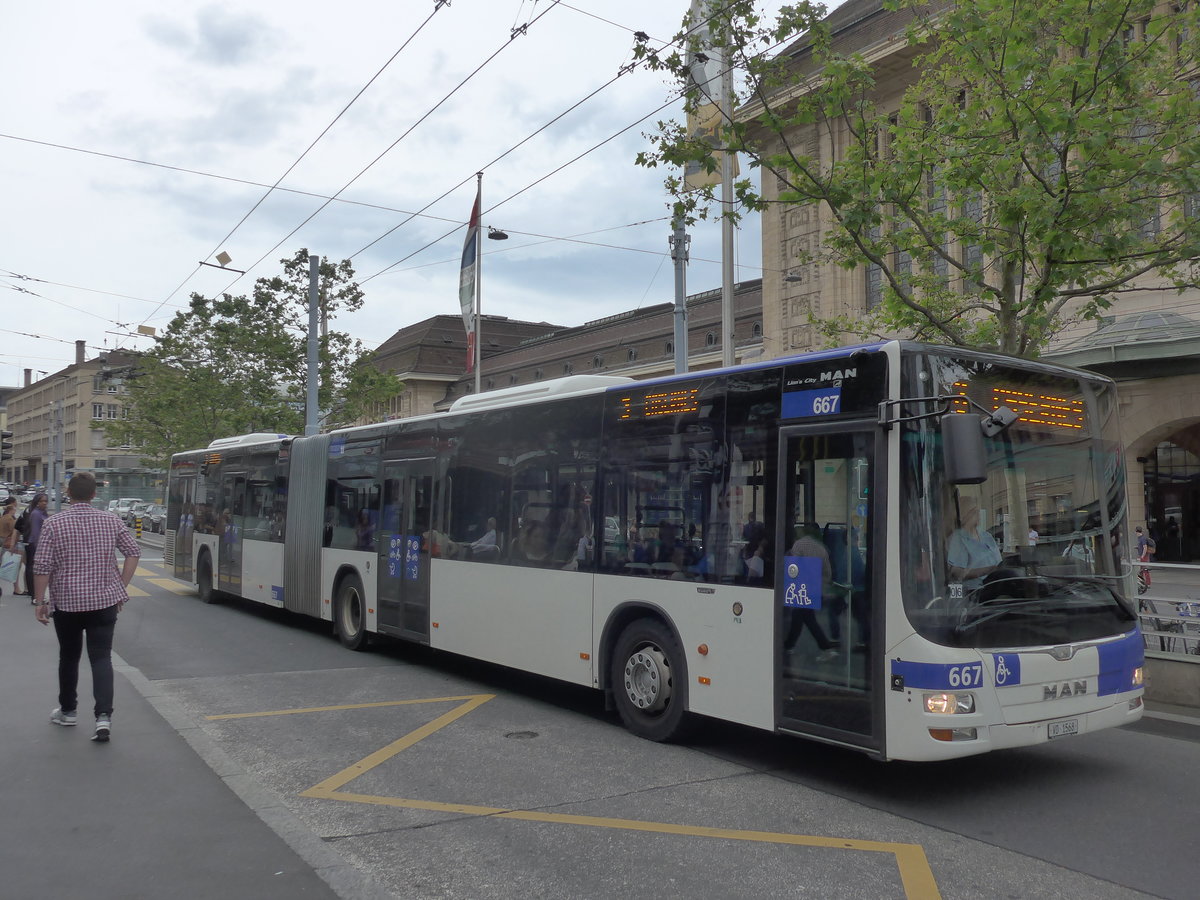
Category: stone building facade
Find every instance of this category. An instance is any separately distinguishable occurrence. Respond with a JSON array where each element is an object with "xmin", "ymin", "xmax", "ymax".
[
  {"xmin": 757, "ymin": 0, "xmax": 1200, "ymax": 558},
  {"xmin": 364, "ymin": 280, "xmax": 764, "ymax": 420},
  {"xmin": 3, "ymin": 342, "xmax": 155, "ymax": 503}
]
